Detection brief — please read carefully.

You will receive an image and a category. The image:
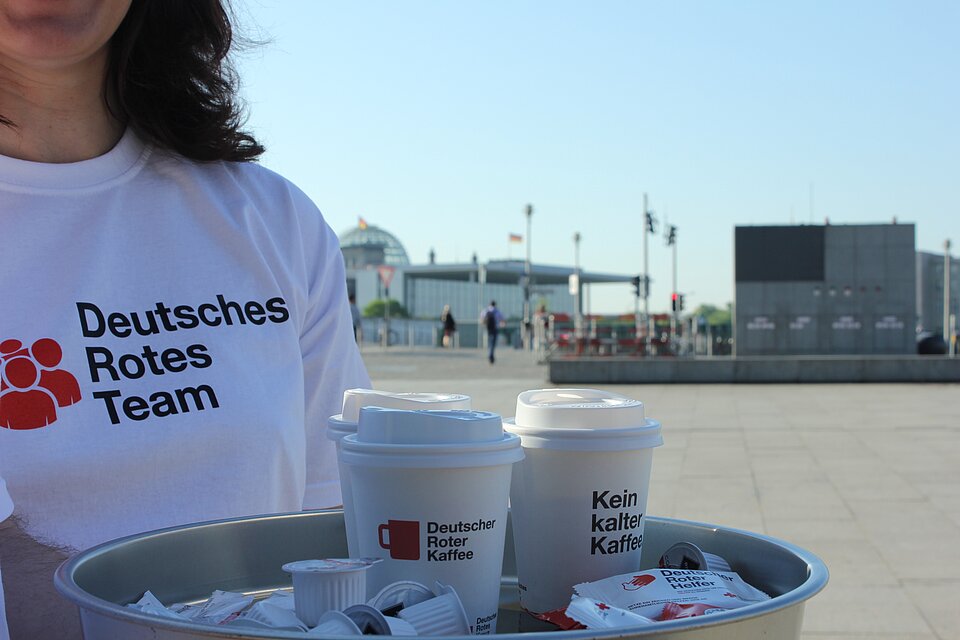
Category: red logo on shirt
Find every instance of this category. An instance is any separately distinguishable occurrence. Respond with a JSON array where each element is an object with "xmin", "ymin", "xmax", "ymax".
[{"xmin": 0, "ymin": 338, "xmax": 82, "ymax": 430}]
